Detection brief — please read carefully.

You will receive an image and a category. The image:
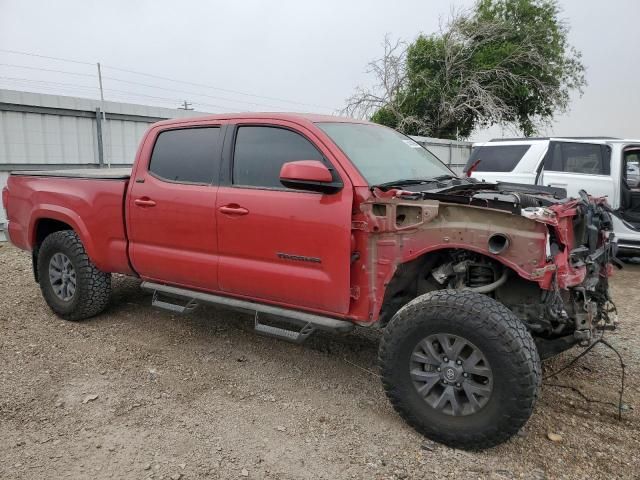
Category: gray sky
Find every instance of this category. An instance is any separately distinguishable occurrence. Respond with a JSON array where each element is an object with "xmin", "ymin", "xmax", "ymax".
[{"xmin": 0, "ymin": 0, "xmax": 638, "ymax": 141}]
